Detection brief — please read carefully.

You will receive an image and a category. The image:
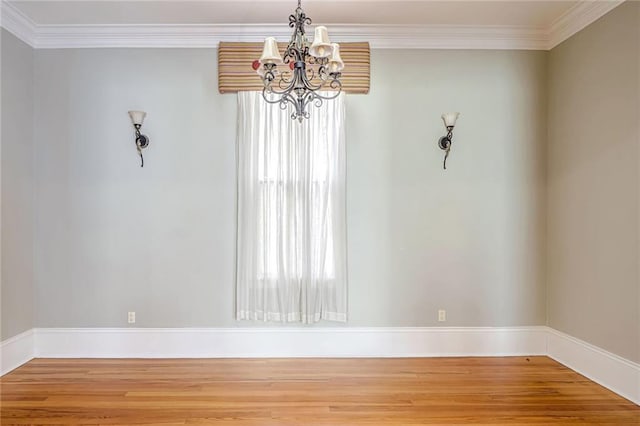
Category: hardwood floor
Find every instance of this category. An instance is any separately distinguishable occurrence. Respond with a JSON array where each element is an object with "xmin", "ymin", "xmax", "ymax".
[{"xmin": 1, "ymin": 357, "xmax": 638, "ymax": 425}]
